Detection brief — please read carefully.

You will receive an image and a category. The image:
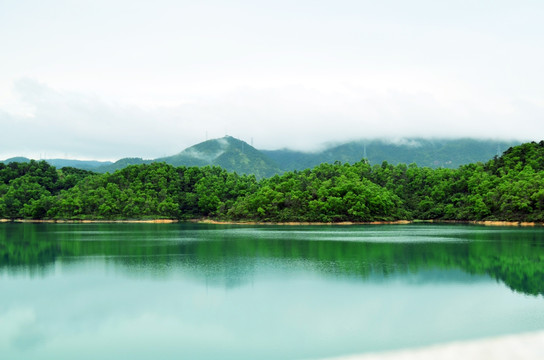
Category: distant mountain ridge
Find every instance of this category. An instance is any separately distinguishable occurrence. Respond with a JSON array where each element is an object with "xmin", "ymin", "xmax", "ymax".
[
  {"xmin": 1, "ymin": 137, "xmax": 522, "ymax": 177},
  {"xmin": 94, "ymin": 158, "xmax": 152, "ymax": 173},
  {"xmin": 46, "ymin": 159, "xmax": 113, "ymax": 171},
  {"xmin": 262, "ymin": 138, "xmax": 520, "ymax": 171},
  {"xmin": 1, "ymin": 157, "xmax": 113, "ymax": 171}
]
